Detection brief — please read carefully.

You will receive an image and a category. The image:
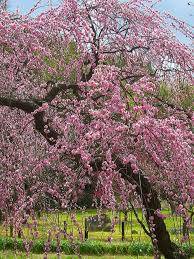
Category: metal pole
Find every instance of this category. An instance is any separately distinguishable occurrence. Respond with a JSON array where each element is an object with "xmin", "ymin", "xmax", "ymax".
[
  {"xmin": 121, "ymin": 221, "xmax": 125, "ymax": 241},
  {"xmin": 84, "ymin": 218, "xmax": 88, "ymax": 240},
  {"xmin": 64, "ymin": 221, "xmax": 67, "ymax": 238}
]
